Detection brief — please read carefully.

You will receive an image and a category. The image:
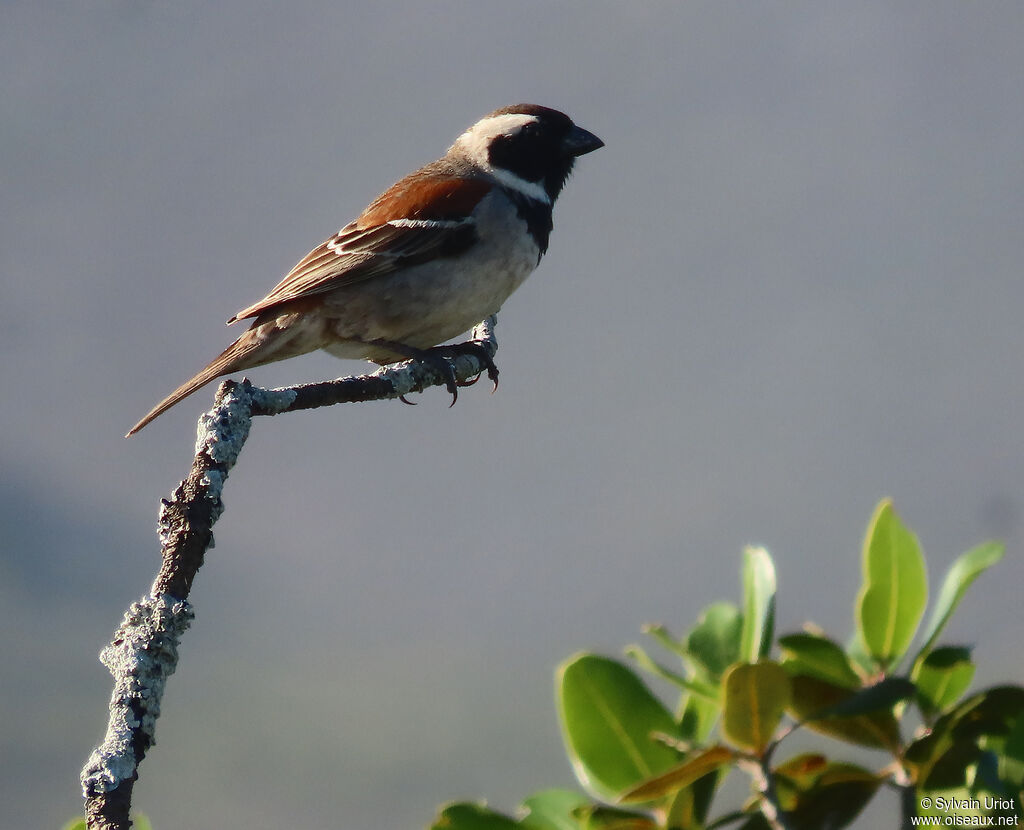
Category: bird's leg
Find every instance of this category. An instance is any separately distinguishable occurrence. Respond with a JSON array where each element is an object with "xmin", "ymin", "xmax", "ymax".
[
  {"xmin": 367, "ymin": 338, "xmax": 499, "ymax": 406},
  {"xmin": 368, "ymin": 339, "xmax": 462, "ymax": 405}
]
